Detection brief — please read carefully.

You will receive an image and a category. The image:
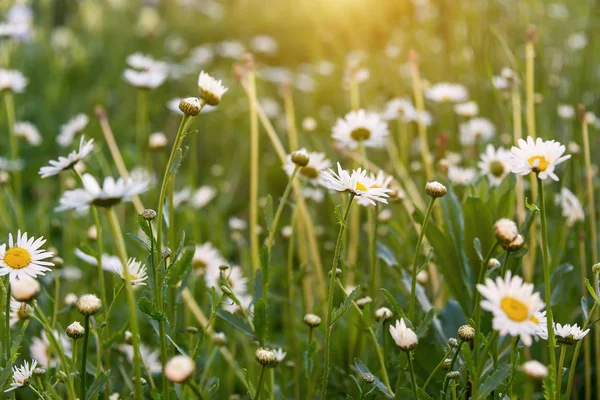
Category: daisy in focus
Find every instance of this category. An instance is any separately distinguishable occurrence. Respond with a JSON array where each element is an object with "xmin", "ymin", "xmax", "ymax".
[
  {"xmin": 39, "ymin": 136, "xmax": 94, "ymax": 178},
  {"xmin": 555, "ymin": 323, "xmax": 590, "ymax": 345},
  {"xmin": 321, "ymin": 163, "xmax": 392, "ymax": 205},
  {"xmin": 56, "ymin": 173, "xmax": 150, "ymax": 211},
  {"xmin": 198, "ymin": 70, "xmax": 228, "ymax": 106},
  {"xmin": 331, "ymin": 109, "xmax": 389, "ymax": 149},
  {"xmin": 283, "ymin": 148, "xmax": 331, "ymax": 187},
  {"xmin": 5, "ymin": 359, "xmax": 37, "ymax": 392},
  {"xmin": 356, "ymin": 170, "xmax": 393, "ymax": 207},
  {"xmin": 0, "ymin": 231, "xmax": 54, "ymax": 280},
  {"xmin": 509, "ymin": 137, "xmax": 571, "ymax": 181},
  {"xmin": 478, "ymin": 144, "xmax": 512, "ymax": 186},
  {"xmin": 477, "ymin": 271, "xmax": 545, "ymax": 346}
]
